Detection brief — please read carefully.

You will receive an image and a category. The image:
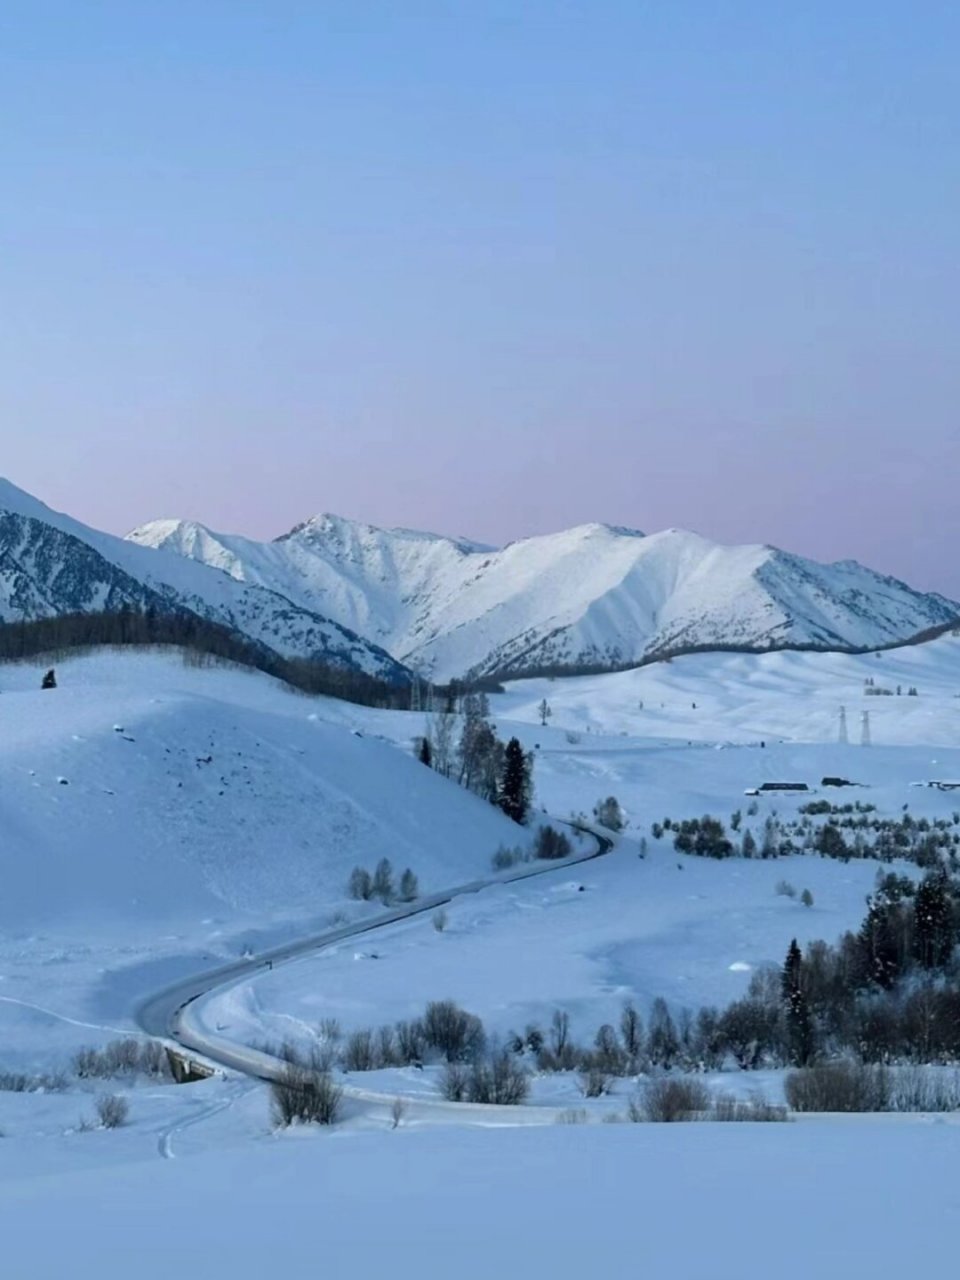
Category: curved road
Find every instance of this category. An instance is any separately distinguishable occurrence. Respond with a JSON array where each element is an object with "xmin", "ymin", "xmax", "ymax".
[{"xmin": 137, "ymin": 822, "xmax": 616, "ymax": 1118}]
